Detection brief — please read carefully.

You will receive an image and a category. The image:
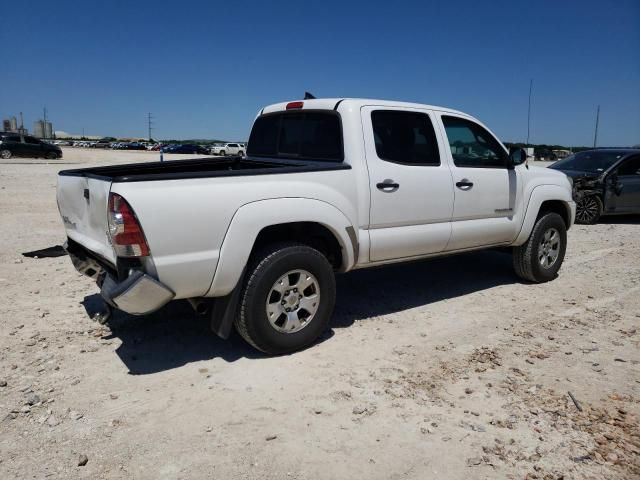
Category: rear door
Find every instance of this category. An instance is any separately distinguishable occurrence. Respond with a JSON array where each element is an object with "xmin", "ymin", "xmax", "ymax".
[
  {"xmin": 1, "ymin": 135, "xmax": 23, "ymax": 157},
  {"xmin": 437, "ymin": 114, "xmax": 520, "ymax": 251},
  {"xmin": 362, "ymin": 106, "xmax": 454, "ymax": 262}
]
